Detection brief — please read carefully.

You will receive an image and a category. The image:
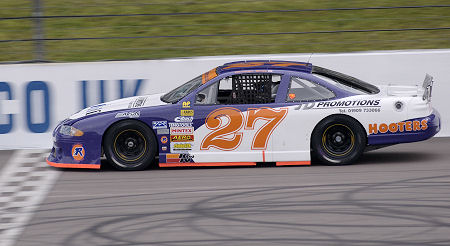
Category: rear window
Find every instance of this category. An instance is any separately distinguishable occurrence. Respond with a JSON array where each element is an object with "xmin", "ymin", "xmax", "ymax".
[
  {"xmin": 312, "ymin": 66, "xmax": 379, "ymax": 94},
  {"xmin": 314, "ymin": 74, "xmax": 366, "ymax": 95}
]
